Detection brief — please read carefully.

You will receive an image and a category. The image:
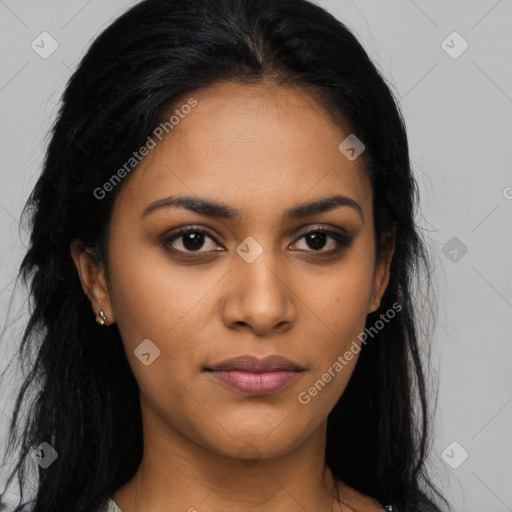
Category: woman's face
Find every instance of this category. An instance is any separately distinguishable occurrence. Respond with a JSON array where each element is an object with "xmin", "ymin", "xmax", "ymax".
[{"xmin": 75, "ymin": 81, "xmax": 393, "ymax": 460}]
